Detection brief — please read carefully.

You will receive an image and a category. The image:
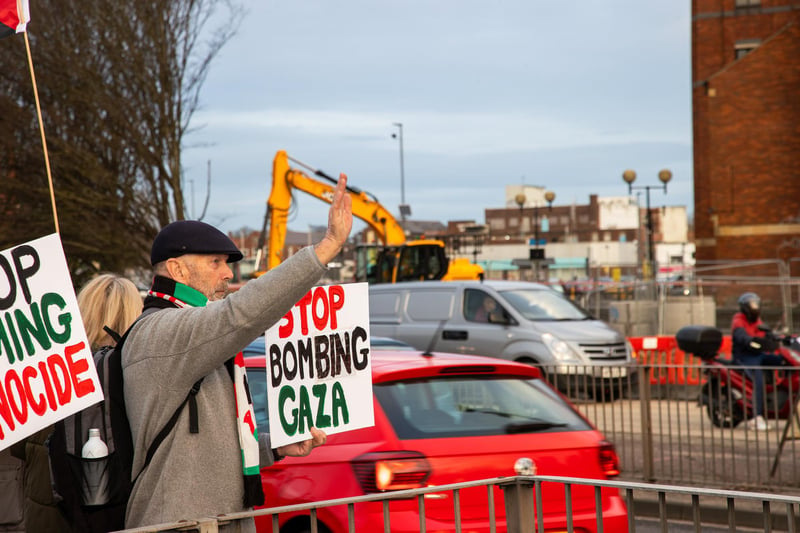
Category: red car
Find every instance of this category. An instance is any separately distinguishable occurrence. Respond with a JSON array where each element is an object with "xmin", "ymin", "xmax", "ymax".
[{"xmin": 245, "ymin": 349, "xmax": 628, "ymax": 533}]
